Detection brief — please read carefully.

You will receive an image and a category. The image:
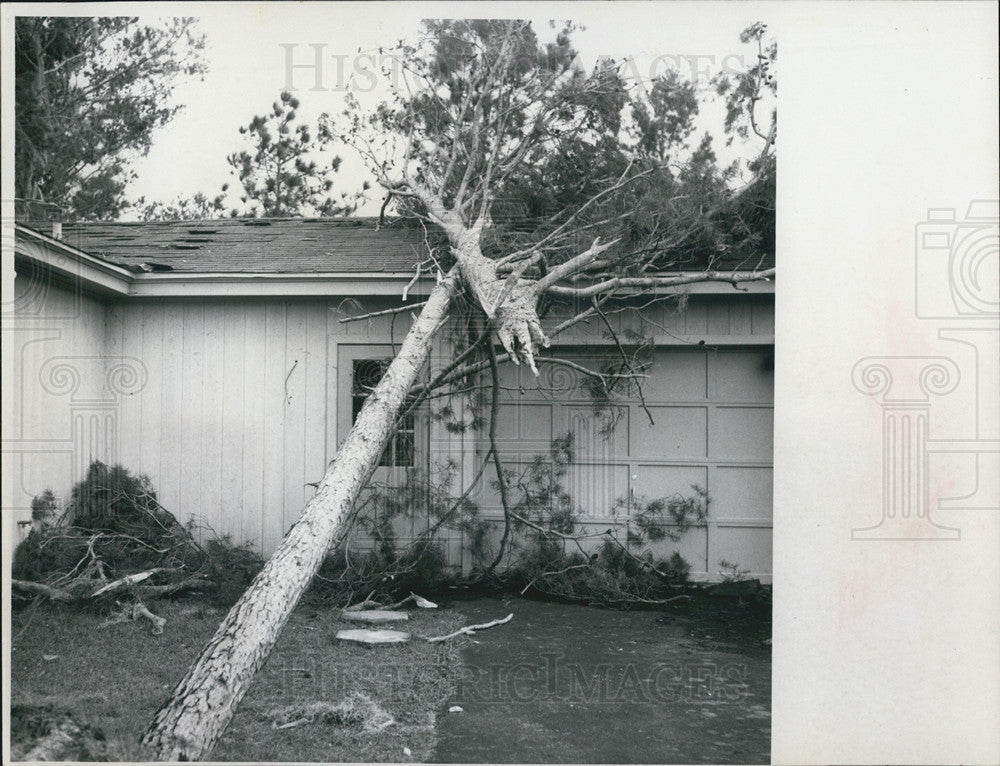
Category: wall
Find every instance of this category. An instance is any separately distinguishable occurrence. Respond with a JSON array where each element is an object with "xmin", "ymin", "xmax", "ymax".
[
  {"xmin": 7, "ymin": 269, "xmax": 774, "ymax": 578},
  {"xmin": 4, "ymin": 272, "xmax": 116, "ymax": 541}
]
